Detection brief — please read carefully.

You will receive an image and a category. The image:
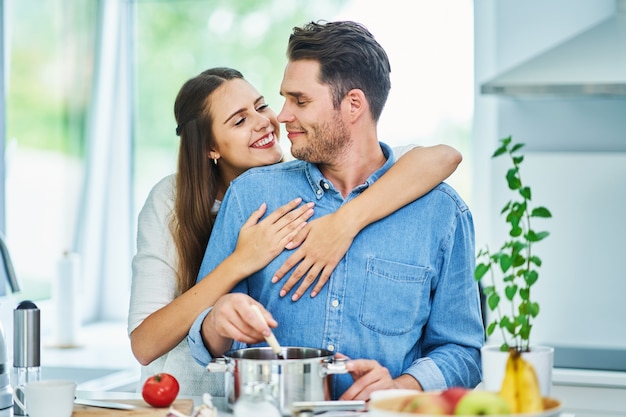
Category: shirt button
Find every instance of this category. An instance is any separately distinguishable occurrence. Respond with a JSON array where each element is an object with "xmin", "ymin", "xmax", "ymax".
[
  {"xmin": 322, "ymin": 181, "xmax": 330, "ymax": 190},
  {"xmin": 316, "ymin": 189, "xmax": 323, "ymax": 196},
  {"xmin": 327, "ymin": 344, "xmax": 335, "ymax": 351},
  {"xmin": 331, "ymin": 299, "xmax": 339, "ymax": 308}
]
